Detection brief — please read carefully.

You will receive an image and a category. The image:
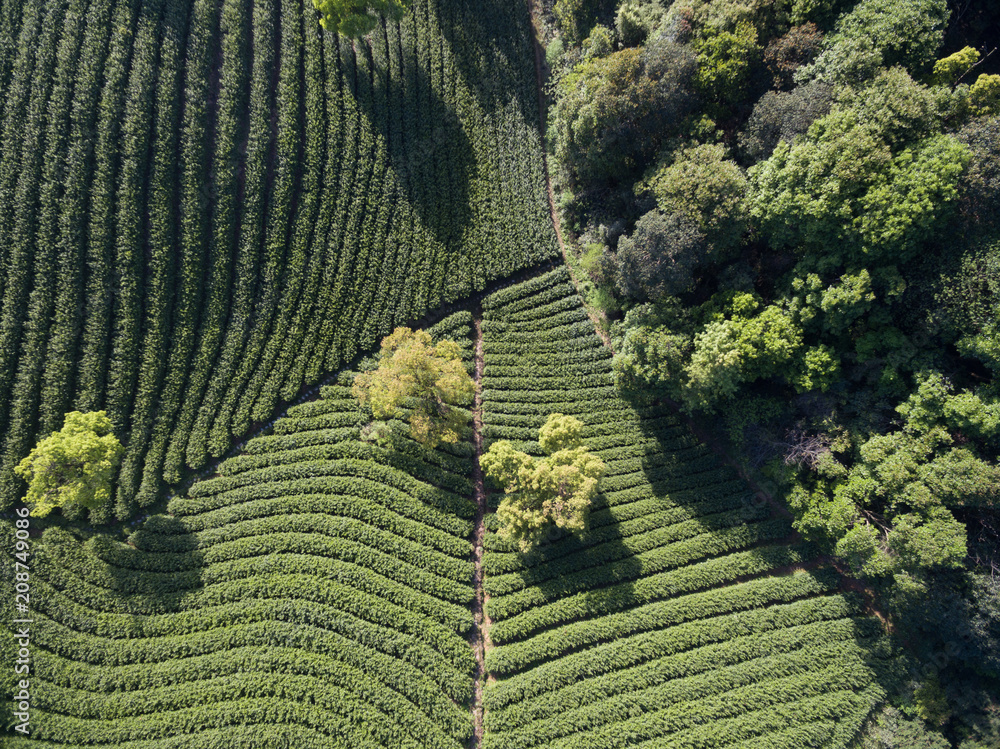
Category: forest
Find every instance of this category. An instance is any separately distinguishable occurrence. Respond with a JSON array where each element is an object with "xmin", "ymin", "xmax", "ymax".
[{"xmin": 1, "ymin": 0, "xmax": 998, "ymax": 746}]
